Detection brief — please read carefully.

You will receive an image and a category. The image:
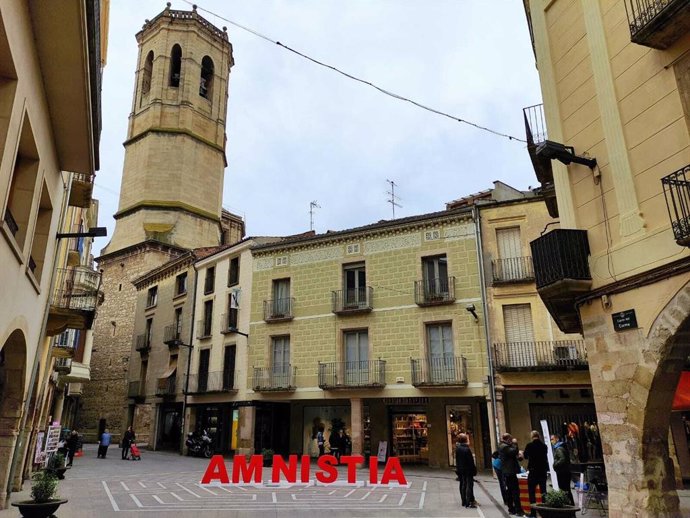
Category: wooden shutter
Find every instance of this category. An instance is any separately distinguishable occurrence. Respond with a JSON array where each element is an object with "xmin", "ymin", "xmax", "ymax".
[
  {"xmin": 497, "ymin": 227, "xmax": 522, "ymax": 259},
  {"xmin": 503, "ymin": 304, "xmax": 534, "ymax": 343}
]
